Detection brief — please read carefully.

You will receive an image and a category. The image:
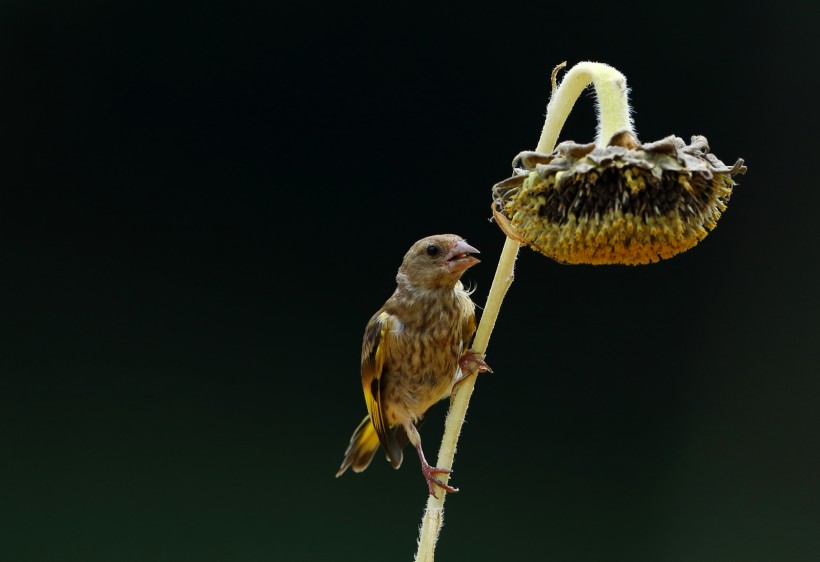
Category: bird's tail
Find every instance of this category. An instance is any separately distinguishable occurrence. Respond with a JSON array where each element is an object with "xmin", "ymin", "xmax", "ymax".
[{"xmin": 336, "ymin": 415, "xmax": 382, "ymax": 477}]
